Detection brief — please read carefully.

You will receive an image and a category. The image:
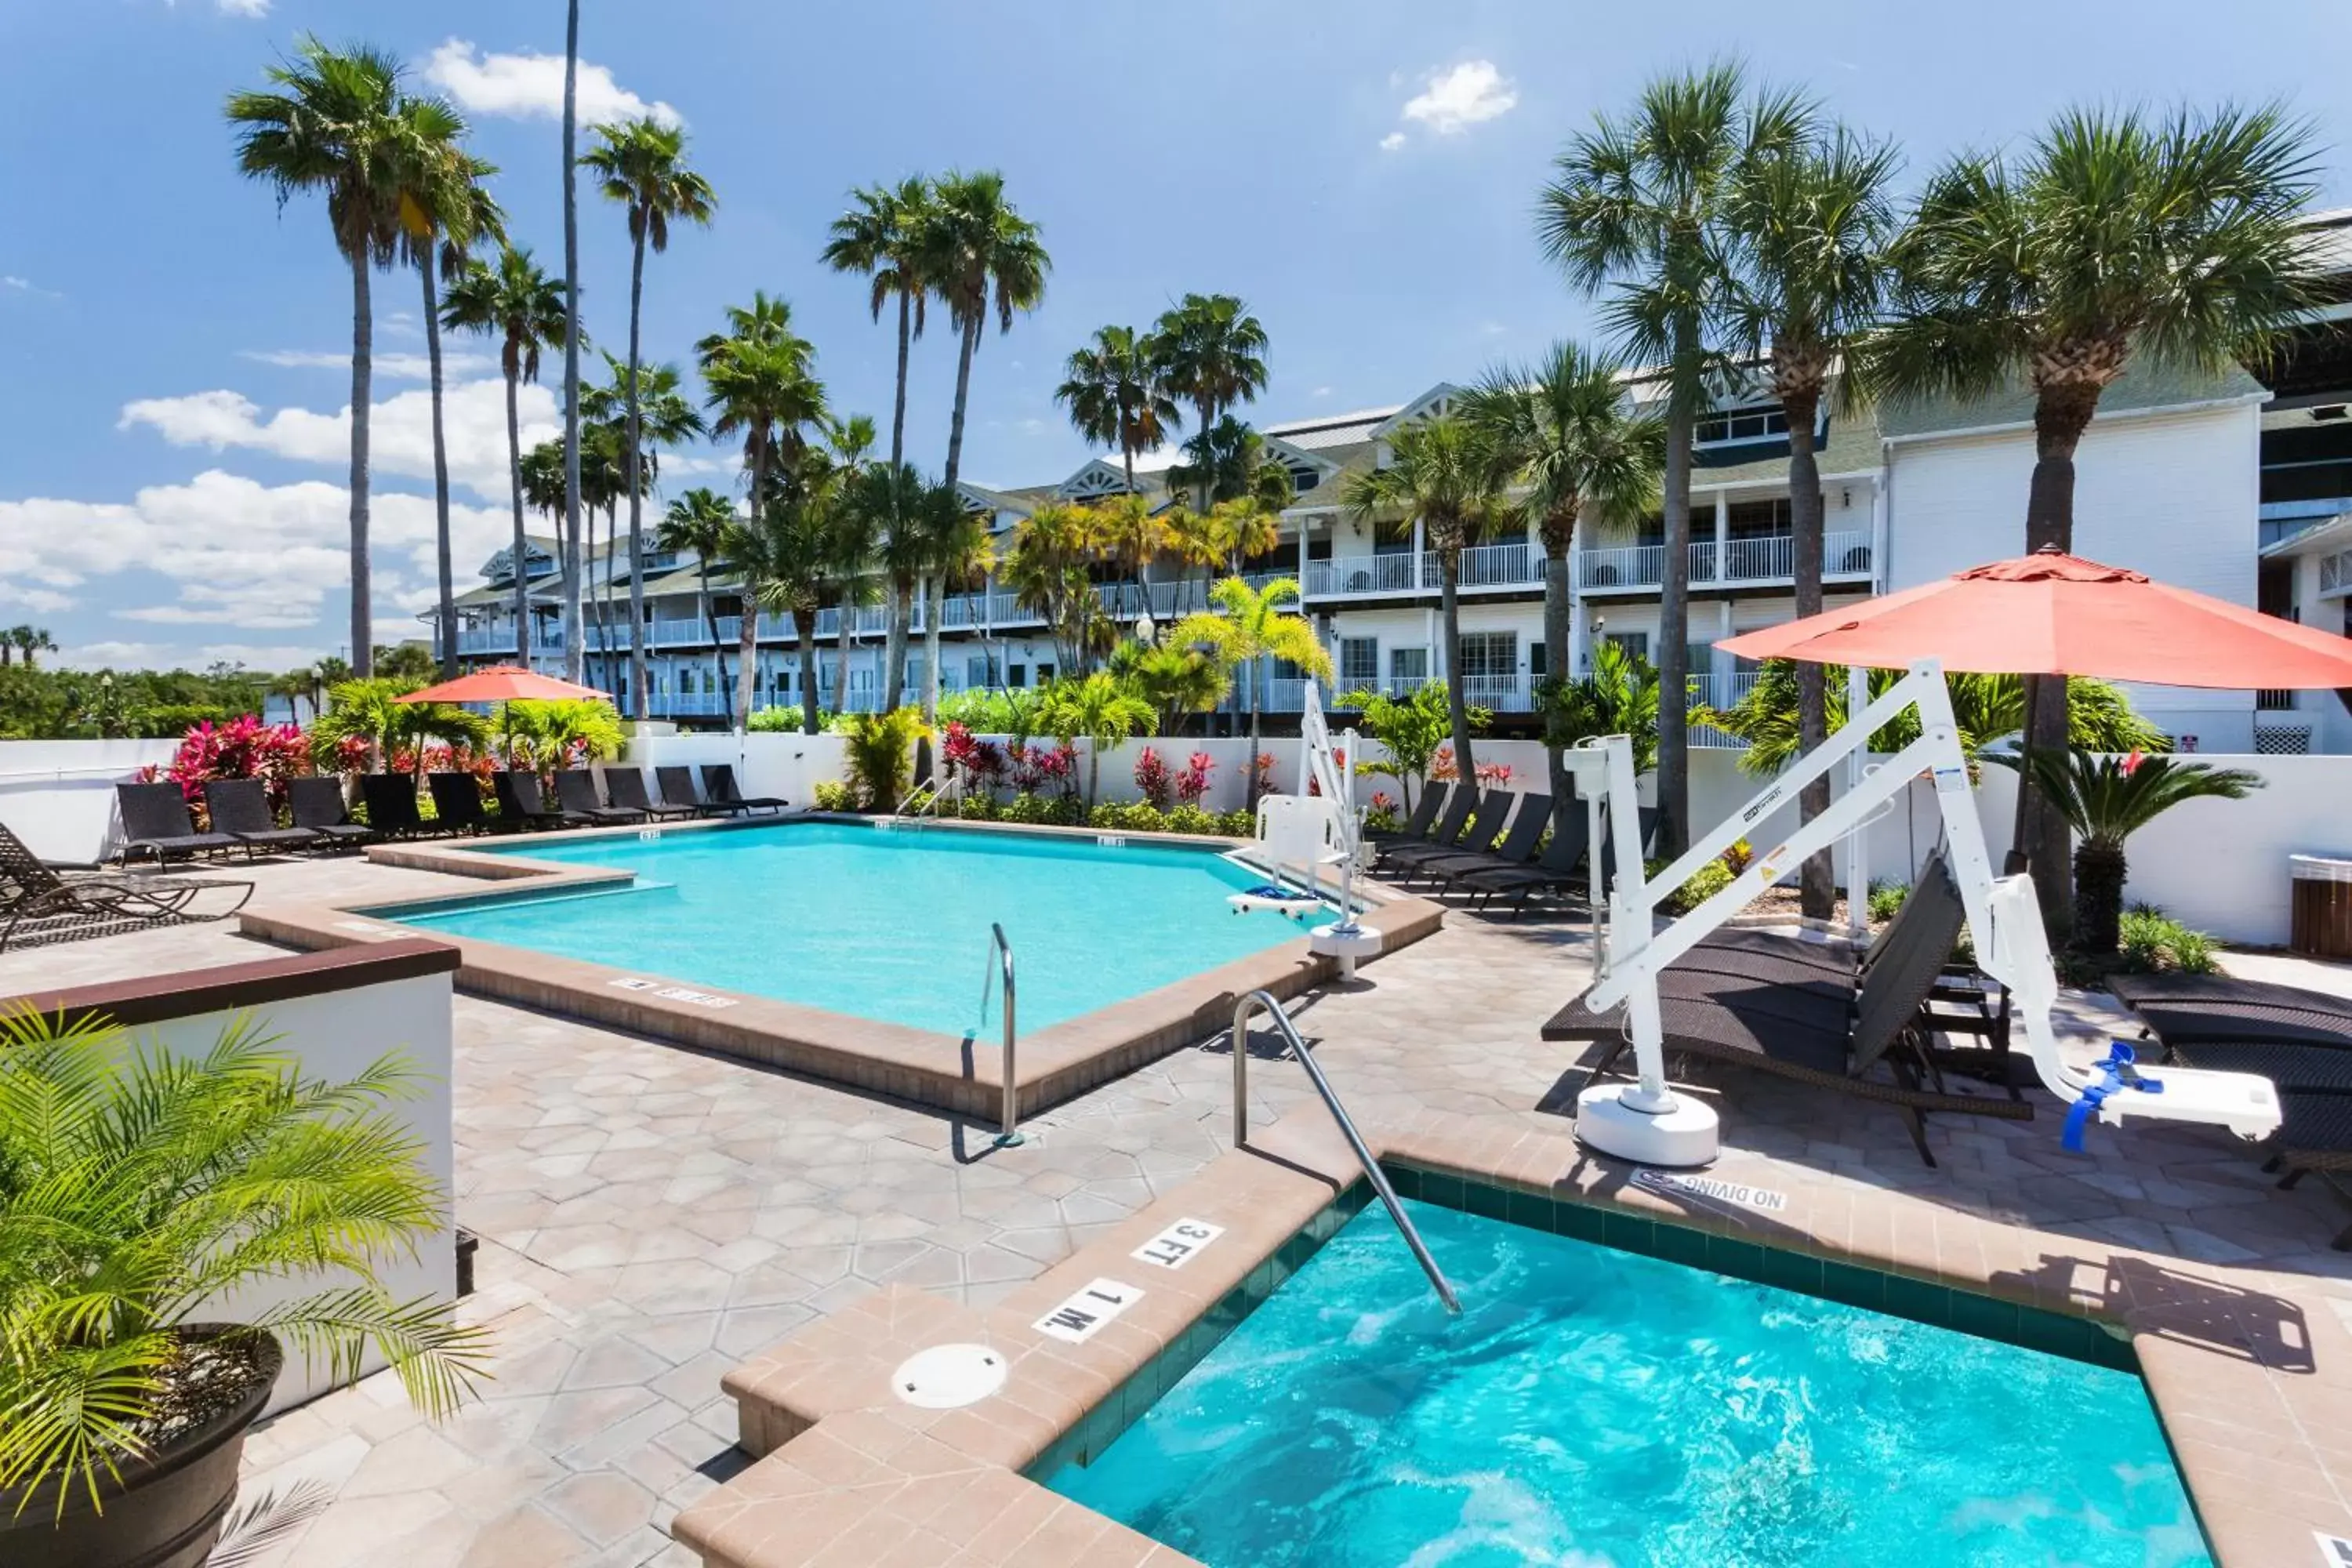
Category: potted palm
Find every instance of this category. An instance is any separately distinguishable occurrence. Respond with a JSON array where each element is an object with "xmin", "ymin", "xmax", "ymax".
[{"xmin": 0, "ymin": 1009, "xmax": 489, "ymax": 1568}]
